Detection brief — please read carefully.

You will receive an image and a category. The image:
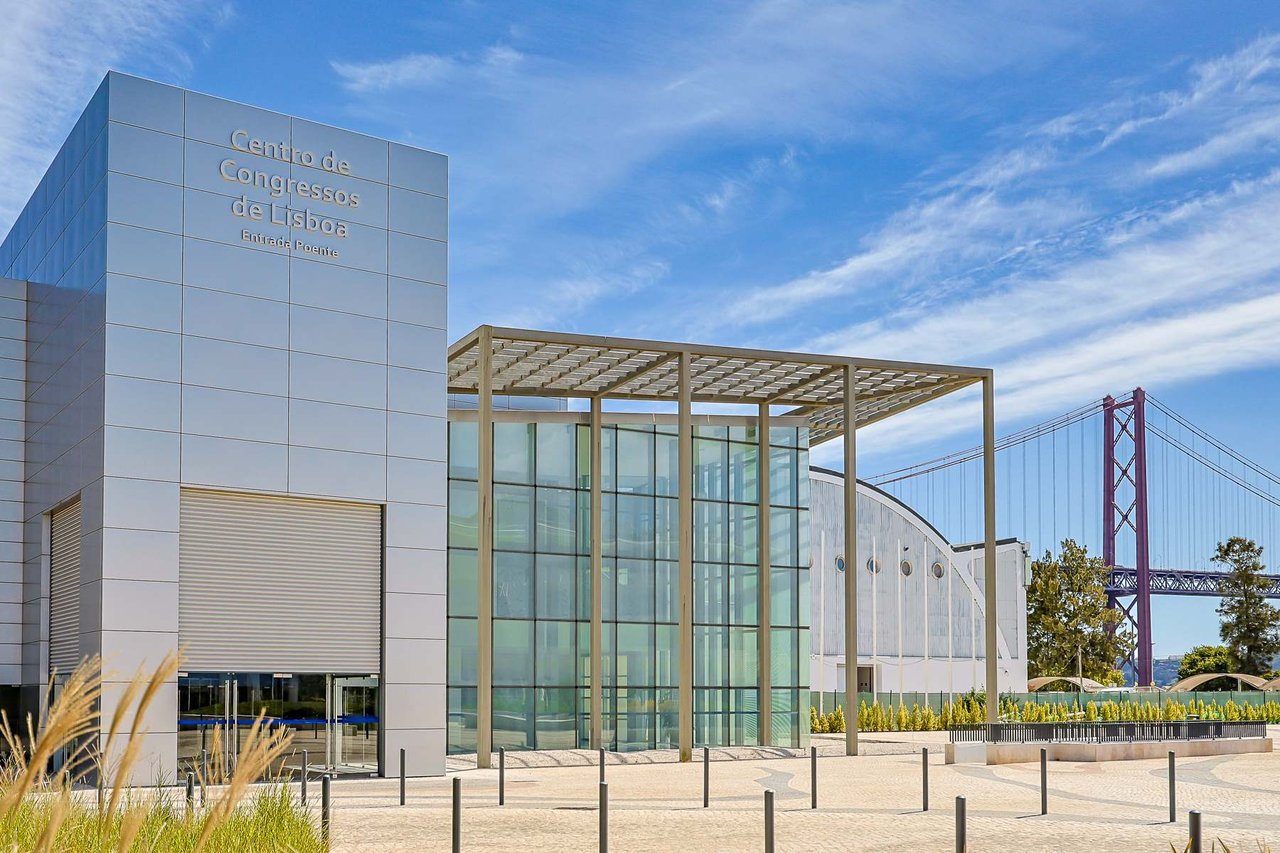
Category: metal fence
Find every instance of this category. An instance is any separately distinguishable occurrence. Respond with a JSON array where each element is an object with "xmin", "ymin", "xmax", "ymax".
[
  {"xmin": 808, "ymin": 690, "xmax": 1280, "ymax": 714},
  {"xmin": 948, "ymin": 720, "xmax": 1268, "ymax": 744}
]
